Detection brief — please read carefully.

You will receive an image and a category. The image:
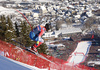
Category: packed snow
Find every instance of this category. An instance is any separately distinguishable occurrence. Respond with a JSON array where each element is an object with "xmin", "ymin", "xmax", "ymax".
[
  {"xmin": 0, "ymin": 6, "xmax": 16, "ymax": 16},
  {"xmin": 0, "ymin": 55, "xmax": 47, "ymax": 70},
  {"xmin": 66, "ymin": 41, "xmax": 92, "ymax": 65}
]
